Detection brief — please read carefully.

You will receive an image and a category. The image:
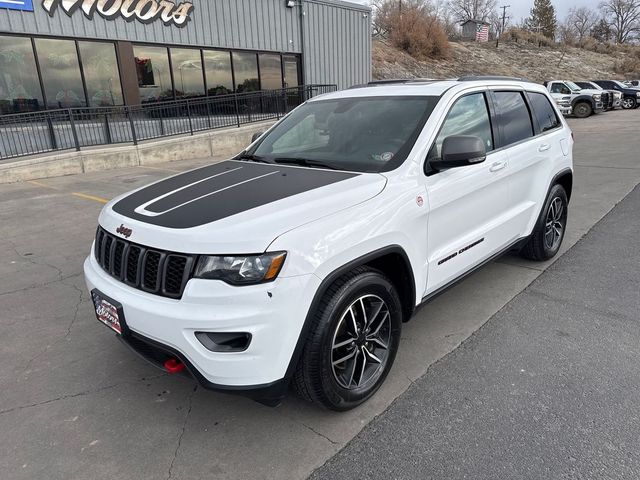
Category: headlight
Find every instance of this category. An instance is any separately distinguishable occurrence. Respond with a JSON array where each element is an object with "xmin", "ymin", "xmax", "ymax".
[
  {"xmin": 636, "ymin": 92, "xmax": 640, "ymax": 97},
  {"xmin": 194, "ymin": 252, "xmax": 286, "ymax": 285},
  {"xmin": 592, "ymin": 94, "xmax": 601, "ymax": 101}
]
